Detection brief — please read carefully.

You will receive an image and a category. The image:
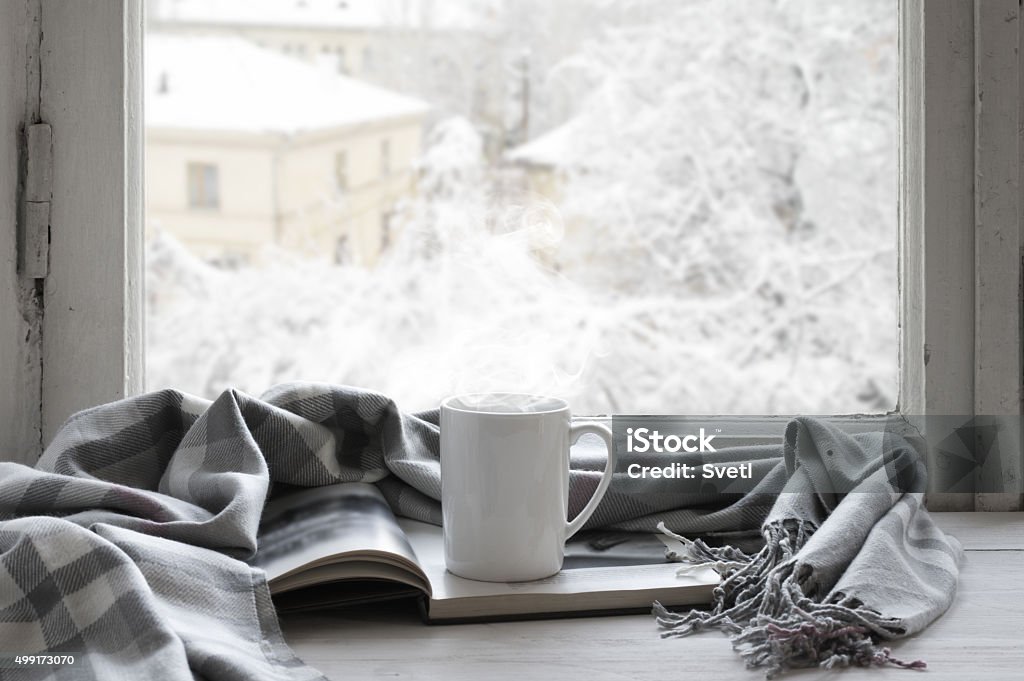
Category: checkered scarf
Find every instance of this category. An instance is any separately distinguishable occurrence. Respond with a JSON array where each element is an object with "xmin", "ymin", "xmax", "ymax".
[{"xmin": 0, "ymin": 383, "xmax": 961, "ymax": 680}]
